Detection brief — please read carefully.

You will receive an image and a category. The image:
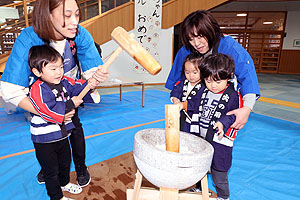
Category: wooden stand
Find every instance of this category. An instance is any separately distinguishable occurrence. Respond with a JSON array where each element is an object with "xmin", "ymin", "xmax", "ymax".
[
  {"xmin": 127, "ymin": 170, "xmax": 216, "ymax": 200},
  {"xmin": 127, "ymin": 105, "xmax": 216, "ymax": 200}
]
